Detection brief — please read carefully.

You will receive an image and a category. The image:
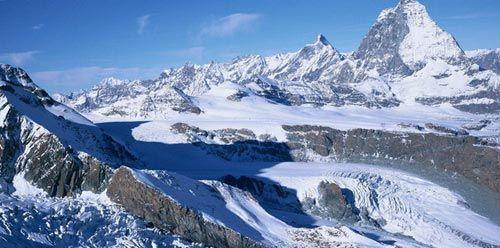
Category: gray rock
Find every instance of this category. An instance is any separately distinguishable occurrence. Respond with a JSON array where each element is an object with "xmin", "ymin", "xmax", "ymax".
[
  {"xmin": 302, "ymin": 181, "xmax": 359, "ymax": 223},
  {"xmin": 0, "ymin": 64, "xmax": 137, "ymax": 197},
  {"xmin": 424, "ymin": 123, "xmax": 469, "ymax": 136},
  {"xmin": 220, "ymin": 175, "xmax": 303, "ymax": 214},
  {"xmin": 282, "ymin": 125, "xmax": 500, "ymax": 193},
  {"xmin": 107, "ymin": 167, "xmax": 264, "ymax": 248},
  {"xmin": 354, "ymin": 1, "xmax": 413, "ymax": 77},
  {"xmin": 227, "ymin": 90, "xmax": 250, "ymax": 102},
  {"xmin": 416, "ymin": 90, "xmax": 500, "ymax": 114},
  {"xmin": 468, "ymin": 49, "xmax": 500, "ymax": 74},
  {"xmin": 171, "ymin": 123, "xmax": 292, "ymax": 162}
]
